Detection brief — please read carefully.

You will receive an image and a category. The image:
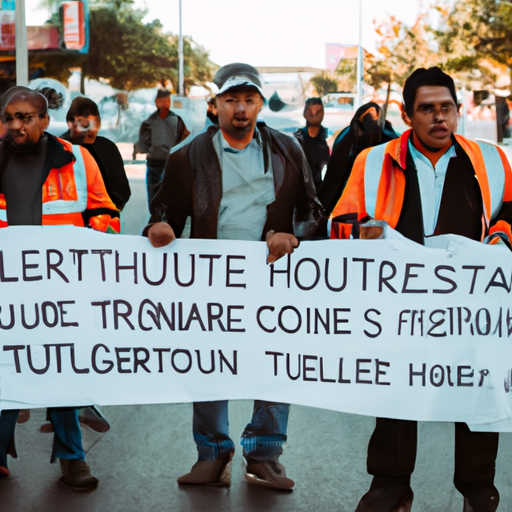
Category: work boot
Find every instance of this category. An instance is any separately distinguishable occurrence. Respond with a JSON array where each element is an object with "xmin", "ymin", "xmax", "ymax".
[
  {"xmin": 463, "ymin": 487, "xmax": 499, "ymax": 512},
  {"xmin": 244, "ymin": 458, "xmax": 294, "ymax": 490},
  {"xmin": 60, "ymin": 459, "xmax": 99, "ymax": 492},
  {"xmin": 177, "ymin": 452, "xmax": 232, "ymax": 487},
  {"xmin": 355, "ymin": 485, "xmax": 413, "ymax": 512}
]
